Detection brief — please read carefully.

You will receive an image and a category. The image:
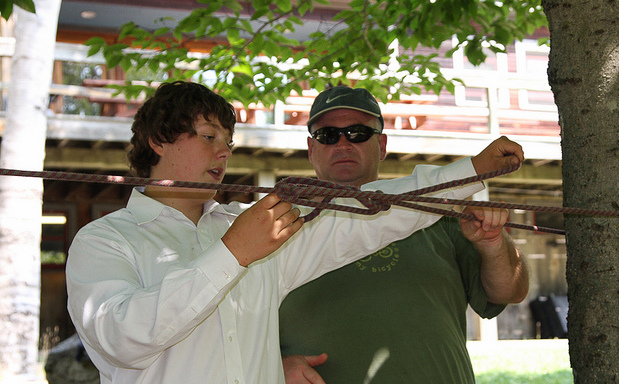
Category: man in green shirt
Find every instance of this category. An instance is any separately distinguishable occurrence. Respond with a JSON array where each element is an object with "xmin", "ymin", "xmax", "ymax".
[{"xmin": 279, "ymin": 86, "xmax": 529, "ymax": 383}]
